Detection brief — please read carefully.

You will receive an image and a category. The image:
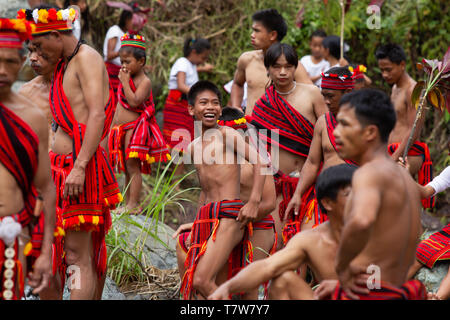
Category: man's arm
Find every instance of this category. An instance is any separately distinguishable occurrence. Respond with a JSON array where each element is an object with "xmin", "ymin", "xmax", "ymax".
[
  {"xmin": 29, "ymin": 110, "xmax": 55, "ymax": 293},
  {"xmin": 255, "ymin": 173, "xmax": 276, "ymax": 221},
  {"xmin": 230, "ymin": 53, "xmax": 249, "ymax": 110},
  {"xmin": 64, "ymin": 50, "xmax": 107, "ymax": 198},
  {"xmin": 311, "ymin": 86, "xmax": 328, "ymax": 120},
  {"xmin": 285, "ymin": 117, "xmax": 325, "ymax": 219},
  {"xmin": 295, "ymin": 63, "xmax": 313, "ymax": 85},
  {"xmin": 335, "ymin": 168, "xmax": 381, "ymax": 274},
  {"xmin": 209, "ymin": 233, "xmax": 308, "ymax": 299}
]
